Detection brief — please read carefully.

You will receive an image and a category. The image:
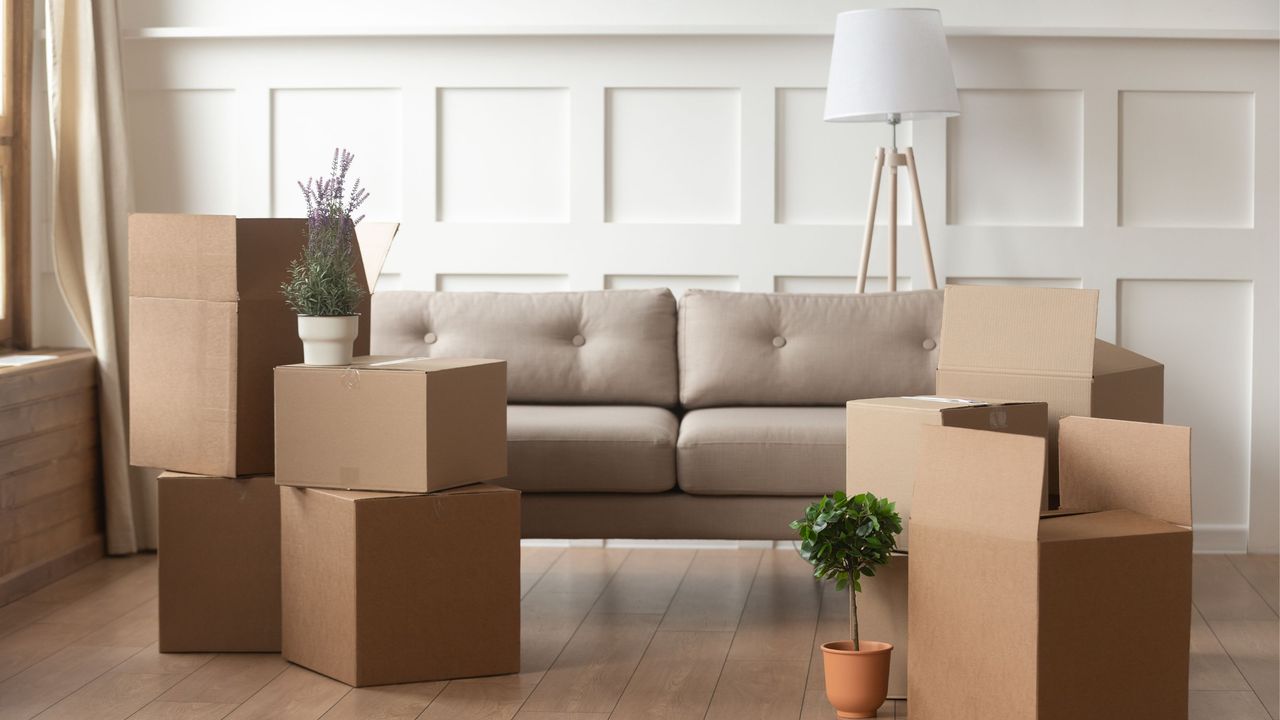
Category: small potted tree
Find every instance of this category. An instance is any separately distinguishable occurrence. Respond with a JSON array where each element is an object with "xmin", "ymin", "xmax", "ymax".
[
  {"xmin": 791, "ymin": 491, "xmax": 902, "ymax": 719},
  {"xmin": 282, "ymin": 148, "xmax": 369, "ymax": 365}
]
